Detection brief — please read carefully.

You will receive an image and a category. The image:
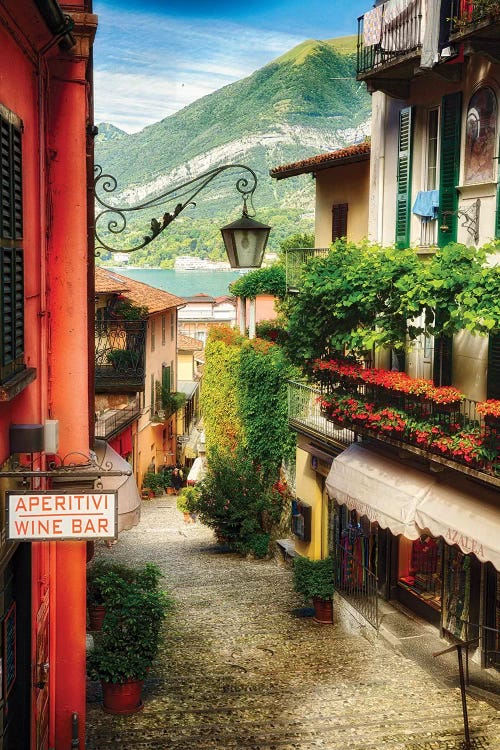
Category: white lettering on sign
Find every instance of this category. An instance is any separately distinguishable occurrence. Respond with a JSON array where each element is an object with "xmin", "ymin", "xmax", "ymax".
[{"xmin": 7, "ymin": 492, "xmax": 117, "ymax": 541}]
